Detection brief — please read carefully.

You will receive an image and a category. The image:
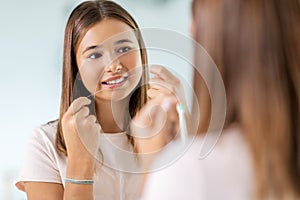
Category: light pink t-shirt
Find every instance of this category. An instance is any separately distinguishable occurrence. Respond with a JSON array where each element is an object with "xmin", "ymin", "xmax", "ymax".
[
  {"xmin": 15, "ymin": 121, "xmax": 143, "ymax": 200},
  {"xmin": 141, "ymin": 126, "xmax": 254, "ymax": 200}
]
